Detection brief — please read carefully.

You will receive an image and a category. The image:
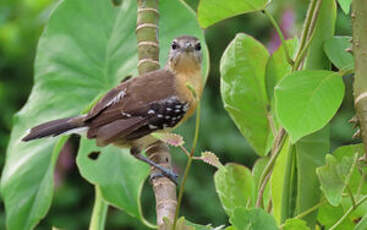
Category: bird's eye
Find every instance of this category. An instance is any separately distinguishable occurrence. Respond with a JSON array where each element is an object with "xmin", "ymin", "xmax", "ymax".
[
  {"xmin": 171, "ymin": 42, "xmax": 178, "ymax": 50},
  {"xmin": 195, "ymin": 43, "xmax": 201, "ymax": 51}
]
